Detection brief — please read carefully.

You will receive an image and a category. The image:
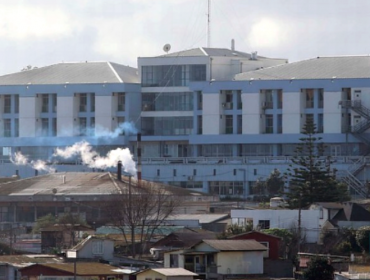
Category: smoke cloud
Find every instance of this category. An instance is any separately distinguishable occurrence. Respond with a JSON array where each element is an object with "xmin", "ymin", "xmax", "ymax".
[
  {"xmin": 10, "ymin": 151, "xmax": 56, "ymax": 173},
  {"xmin": 54, "ymin": 141, "xmax": 137, "ymax": 176}
]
